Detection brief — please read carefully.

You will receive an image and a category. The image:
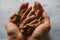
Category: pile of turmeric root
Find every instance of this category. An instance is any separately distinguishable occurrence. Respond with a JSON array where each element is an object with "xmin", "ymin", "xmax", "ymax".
[{"xmin": 13, "ymin": 5, "xmax": 43, "ymax": 36}]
